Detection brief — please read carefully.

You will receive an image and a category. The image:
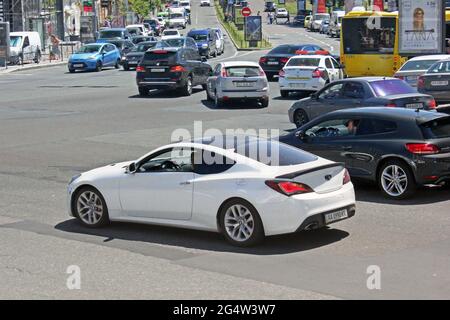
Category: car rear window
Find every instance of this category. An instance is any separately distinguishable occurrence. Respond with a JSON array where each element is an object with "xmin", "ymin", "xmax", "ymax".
[
  {"xmin": 370, "ymin": 79, "xmax": 416, "ymax": 96},
  {"xmin": 269, "ymin": 46, "xmax": 291, "ymax": 54},
  {"xmin": 286, "ymin": 58, "xmax": 321, "ymax": 67},
  {"xmin": 99, "ymin": 30, "xmax": 123, "ymax": 38},
  {"xmin": 400, "ymin": 59, "xmax": 440, "ymax": 71},
  {"xmin": 143, "ymin": 51, "xmax": 177, "ymax": 62},
  {"xmin": 164, "ymin": 30, "xmax": 179, "ymax": 36},
  {"xmin": 225, "ymin": 66, "xmax": 260, "ymax": 77},
  {"xmin": 421, "ymin": 117, "xmax": 450, "ymax": 139},
  {"xmin": 428, "ymin": 61, "xmax": 450, "ymax": 73}
]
